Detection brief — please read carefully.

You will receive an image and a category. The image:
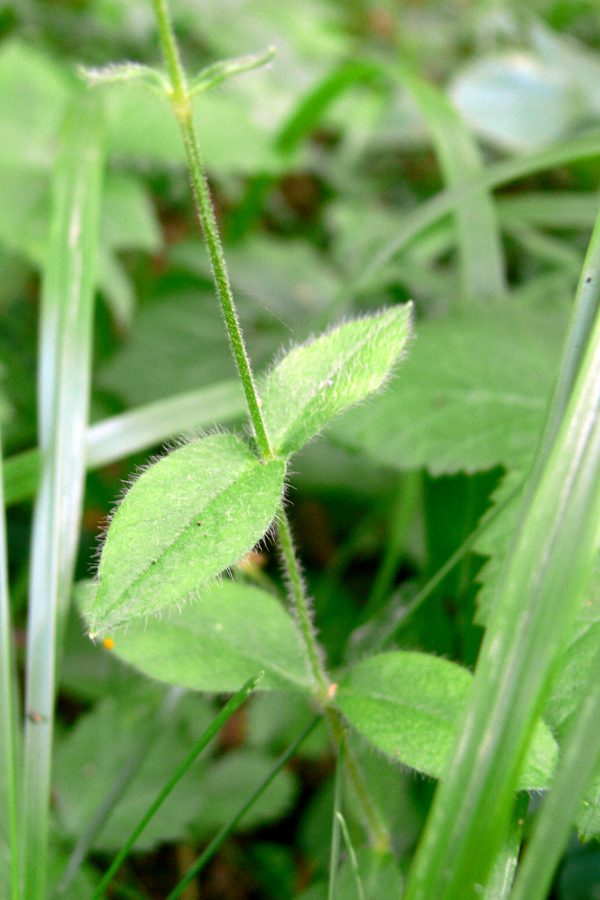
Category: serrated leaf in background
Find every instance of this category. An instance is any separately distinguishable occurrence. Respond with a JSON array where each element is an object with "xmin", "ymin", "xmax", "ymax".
[{"xmin": 332, "ymin": 305, "xmax": 567, "ymax": 475}]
